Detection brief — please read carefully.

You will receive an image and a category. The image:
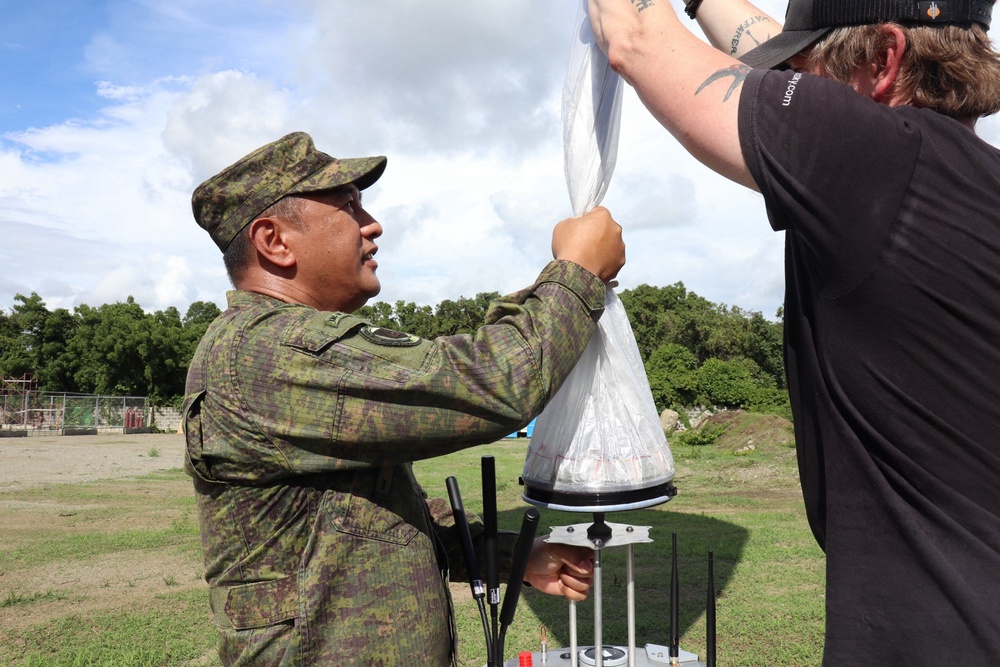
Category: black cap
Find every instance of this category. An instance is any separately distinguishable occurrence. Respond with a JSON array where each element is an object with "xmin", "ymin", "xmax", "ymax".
[{"xmin": 741, "ymin": 0, "xmax": 993, "ymax": 69}]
